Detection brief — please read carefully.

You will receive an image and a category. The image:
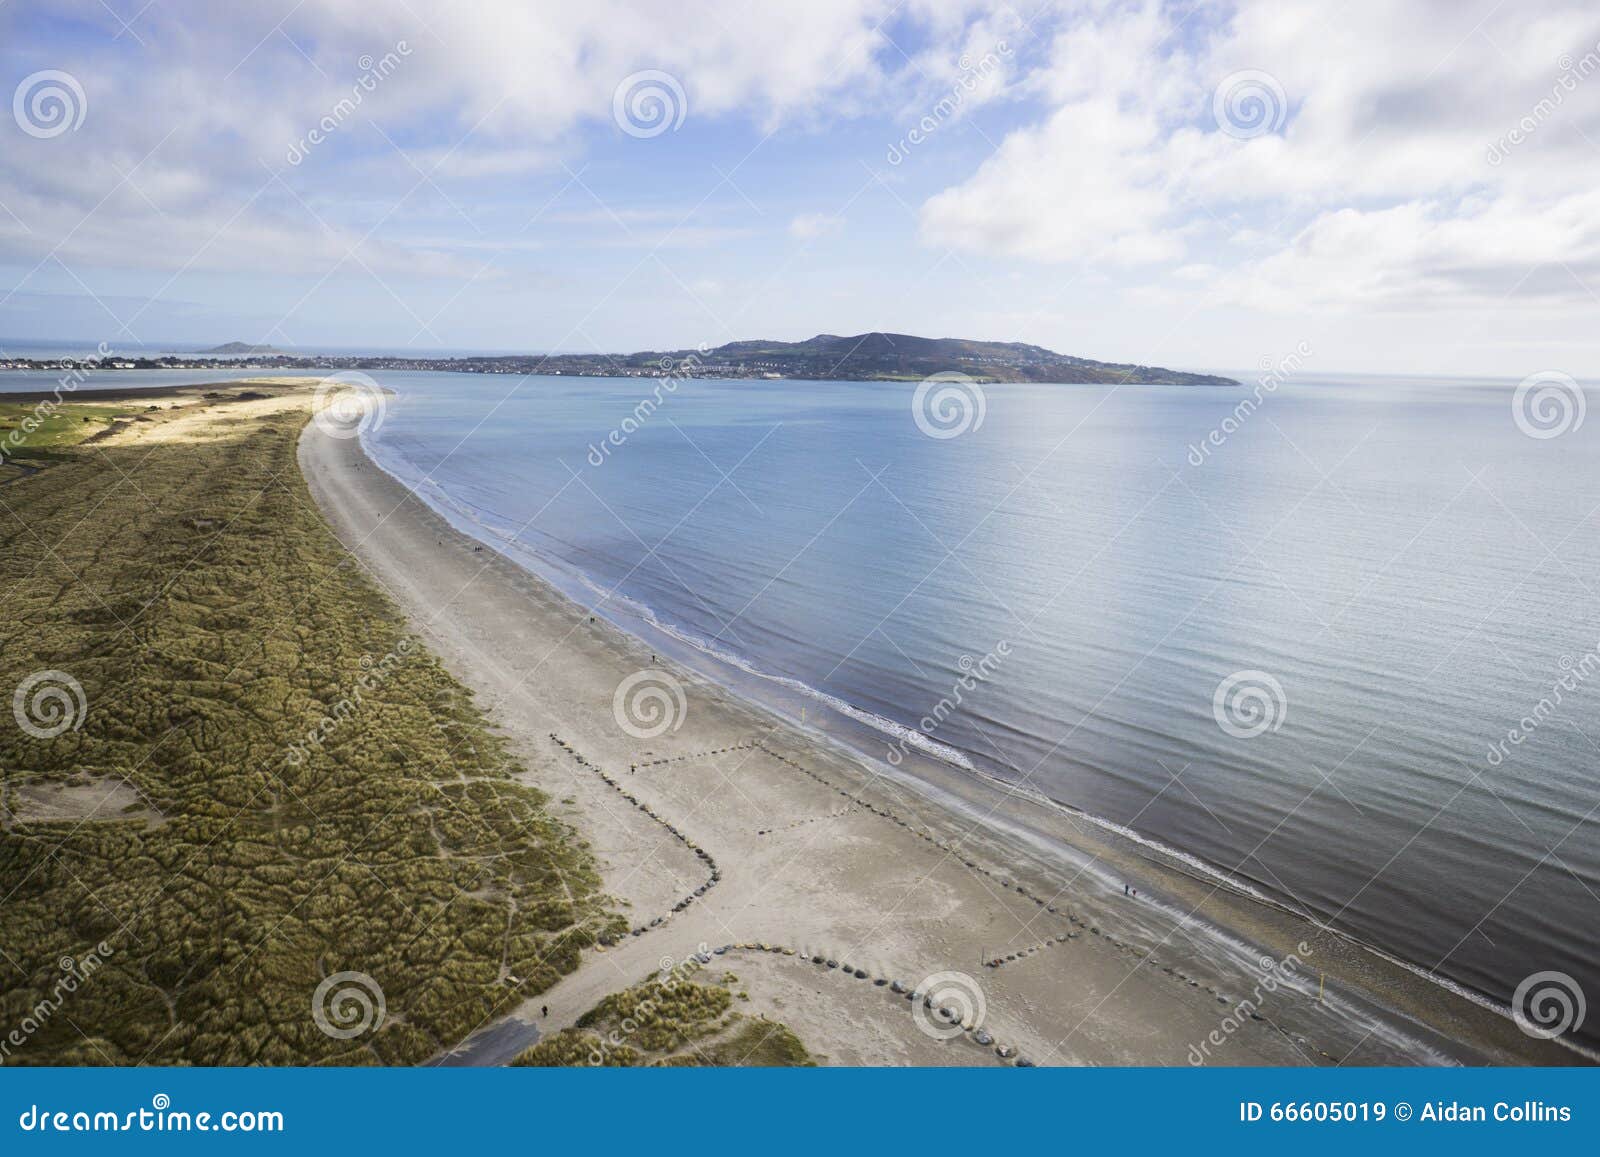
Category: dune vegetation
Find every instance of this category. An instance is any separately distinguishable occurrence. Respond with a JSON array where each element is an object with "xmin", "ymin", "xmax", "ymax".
[
  {"xmin": 0, "ymin": 387, "xmax": 621, "ymax": 1065},
  {"xmin": 512, "ymin": 963, "xmax": 812, "ymax": 1067}
]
